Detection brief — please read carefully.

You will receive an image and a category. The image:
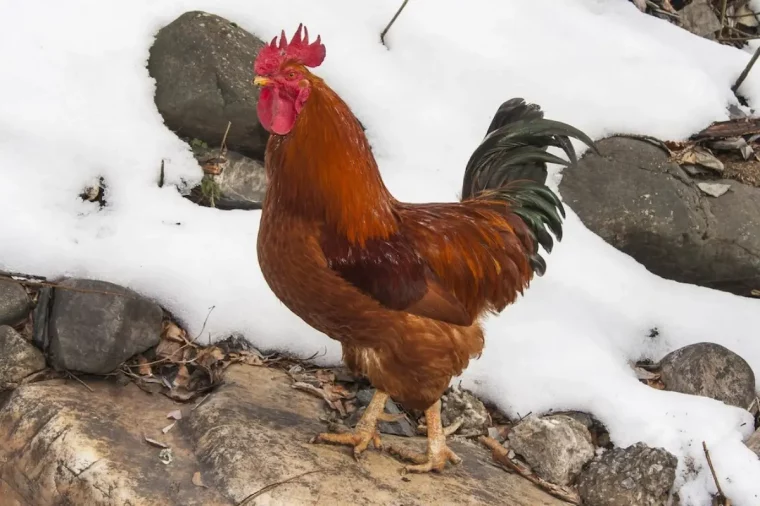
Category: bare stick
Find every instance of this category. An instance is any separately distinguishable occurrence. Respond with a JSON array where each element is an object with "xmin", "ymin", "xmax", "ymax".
[
  {"xmin": 732, "ymin": 44, "xmax": 760, "ymax": 93},
  {"xmin": 702, "ymin": 441, "xmax": 730, "ymax": 504},
  {"xmin": 237, "ymin": 469, "xmax": 321, "ymax": 505},
  {"xmin": 220, "ymin": 121, "xmax": 232, "ymax": 155},
  {"xmin": 720, "ymin": 0, "xmax": 728, "ymax": 37},
  {"xmin": 381, "ymin": 0, "xmax": 409, "ymax": 47},
  {"xmin": 479, "ymin": 436, "xmax": 581, "ymax": 505}
]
